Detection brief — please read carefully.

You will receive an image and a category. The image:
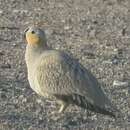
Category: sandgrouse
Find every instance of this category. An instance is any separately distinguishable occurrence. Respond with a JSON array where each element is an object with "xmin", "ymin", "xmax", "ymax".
[{"xmin": 24, "ymin": 26, "xmax": 116, "ymax": 118}]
